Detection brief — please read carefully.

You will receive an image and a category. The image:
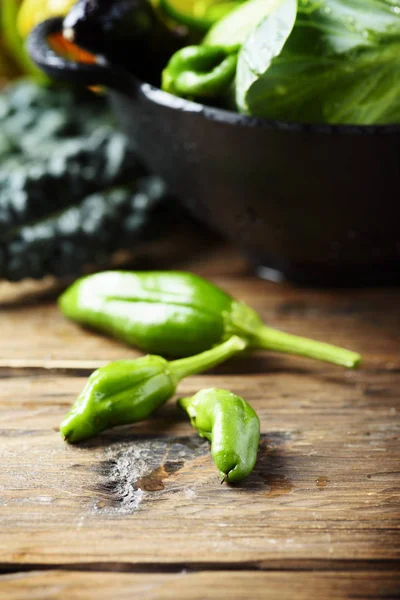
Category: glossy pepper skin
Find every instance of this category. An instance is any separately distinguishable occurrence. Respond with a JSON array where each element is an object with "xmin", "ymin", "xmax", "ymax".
[
  {"xmin": 159, "ymin": 0, "xmax": 241, "ymax": 32},
  {"xmin": 162, "ymin": 45, "xmax": 237, "ymax": 98},
  {"xmin": 60, "ymin": 335, "xmax": 247, "ymax": 443},
  {"xmin": 61, "ymin": 355, "xmax": 174, "ymax": 443},
  {"xmin": 179, "ymin": 388, "xmax": 260, "ymax": 483},
  {"xmin": 59, "ymin": 270, "xmax": 361, "ymax": 369}
]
